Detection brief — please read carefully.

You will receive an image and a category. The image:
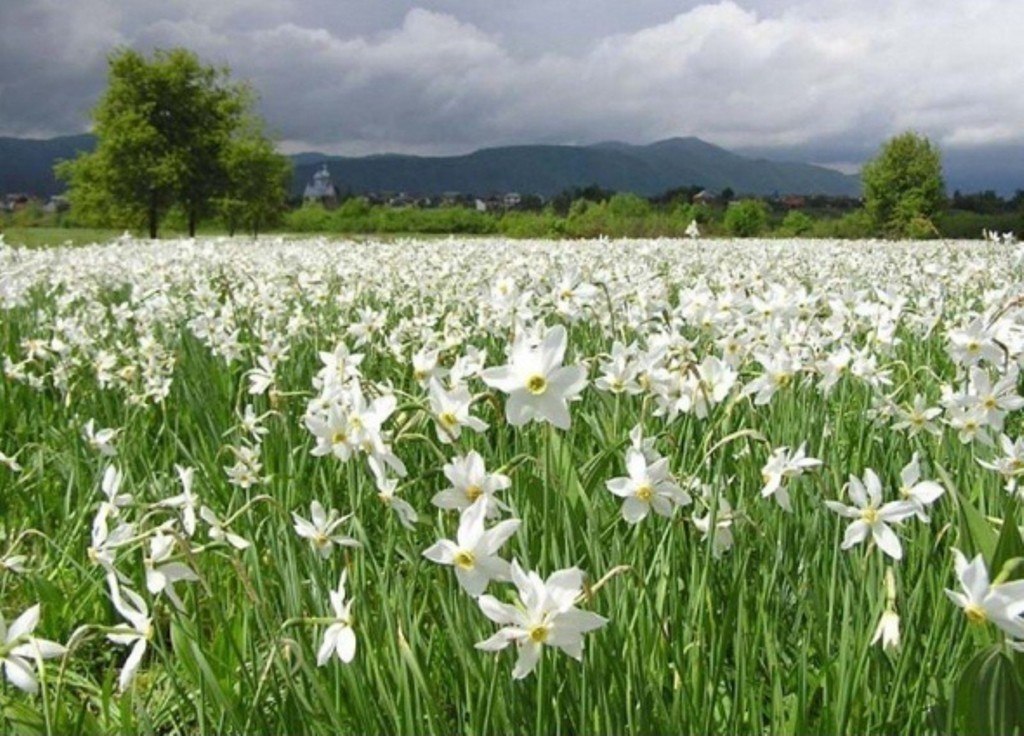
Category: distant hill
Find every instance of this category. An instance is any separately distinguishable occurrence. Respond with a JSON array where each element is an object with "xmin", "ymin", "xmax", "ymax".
[
  {"xmin": 0, "ymin": 134, "xmax": 95, "ymax": 196},
  {"xmin": 289, "ymin": 137, "xmax": 862, "ymax": 198},
  {"xmin": 0, "ymin": 133, "xmax": 862, "ymax": 199}
]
